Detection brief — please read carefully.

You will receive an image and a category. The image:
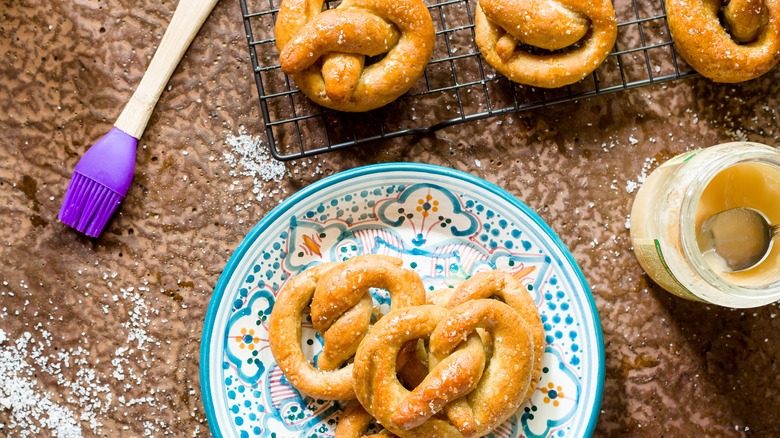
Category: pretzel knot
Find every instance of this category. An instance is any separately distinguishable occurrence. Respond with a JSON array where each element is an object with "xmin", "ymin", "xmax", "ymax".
[
  {"xmin": 268, "ymin": 255, "xmax": 426, "ymax": 400},
  {"xmin": 275, "ymin": 0, "xmax": 435, "ymax": 112},
  {"xmin": 666, "ymin": 0, "xmax": 780, "ymax": 82},
  {"xmin": 432, "ymin": 270, "xmax": 546, "ymax": 399},
  {"xmin": 474, "ymin": 0, "xmax": 617, "ymax": 88},
  {"xmin": 352, "ymin": 300, "xmax": 535, "ymax": 438}
]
